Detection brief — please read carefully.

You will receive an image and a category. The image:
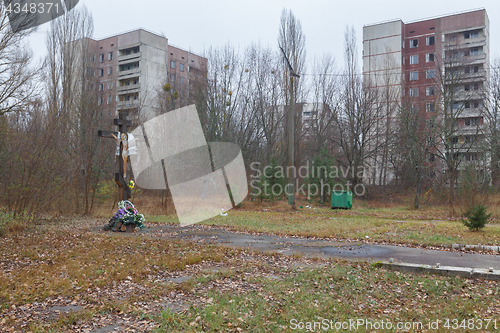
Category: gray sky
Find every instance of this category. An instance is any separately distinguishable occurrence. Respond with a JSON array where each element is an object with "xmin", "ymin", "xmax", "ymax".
[{"xmin": 26, "ymin": 0, "xmax": 500, "ymax": 71}]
